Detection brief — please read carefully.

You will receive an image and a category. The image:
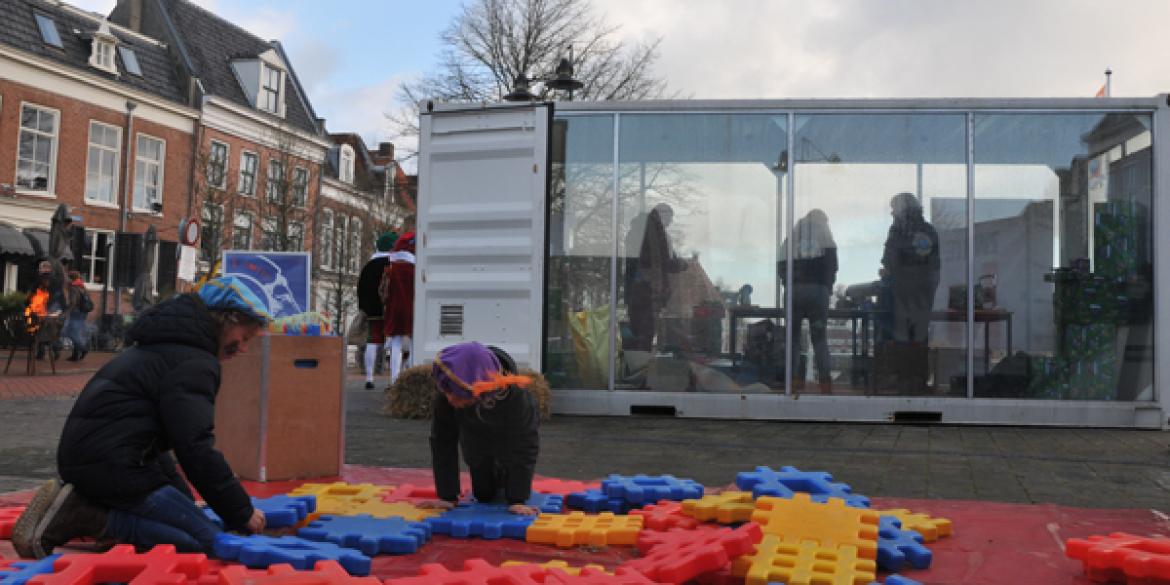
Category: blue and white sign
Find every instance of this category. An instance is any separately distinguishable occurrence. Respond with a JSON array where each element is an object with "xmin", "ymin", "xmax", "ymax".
[{"xmin": 222, "ymin": 251, "xmax": 311, "ymax": 318}]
